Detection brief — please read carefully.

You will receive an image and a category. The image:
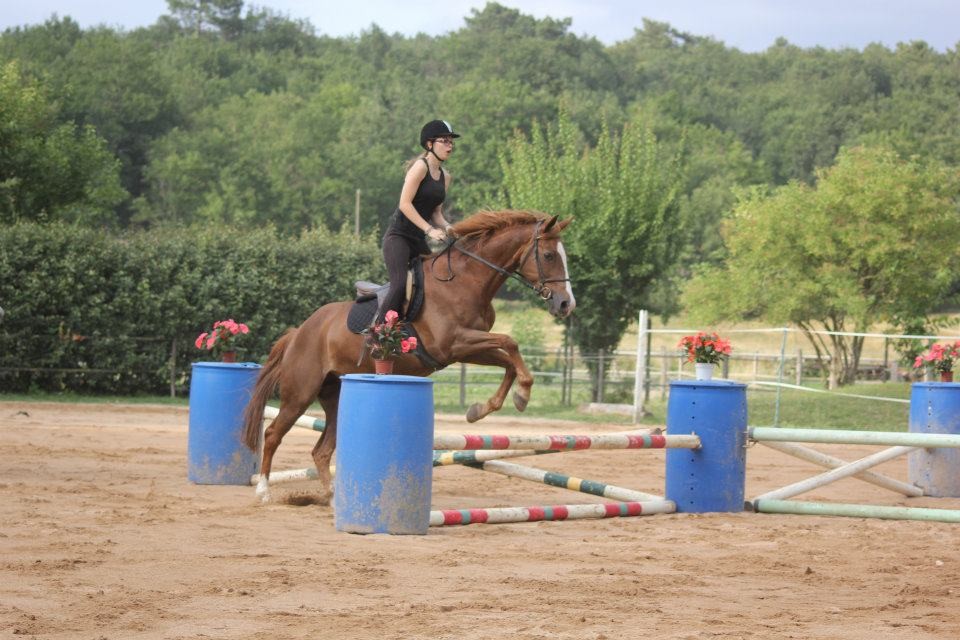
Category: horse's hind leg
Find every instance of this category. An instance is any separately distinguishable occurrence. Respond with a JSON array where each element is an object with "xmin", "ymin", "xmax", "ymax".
[
  {"xmin": 310, "ymin": 375, "xmax": 340, "ymax": 504},
  {"xmin": 257, "ymin": 397, "xmax": 315, "ymax": 503}
]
